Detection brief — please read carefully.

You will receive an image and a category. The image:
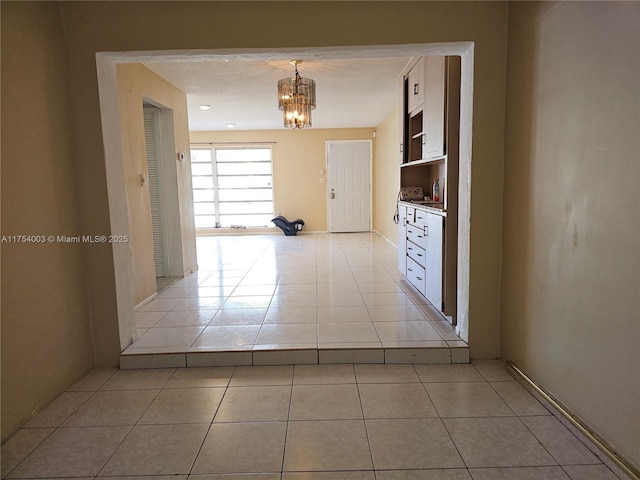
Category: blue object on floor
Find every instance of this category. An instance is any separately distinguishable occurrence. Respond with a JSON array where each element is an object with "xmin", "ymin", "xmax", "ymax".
[{"xmin": 272, "ymin": 216, "xmax": 305, "ymax": 236}]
